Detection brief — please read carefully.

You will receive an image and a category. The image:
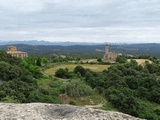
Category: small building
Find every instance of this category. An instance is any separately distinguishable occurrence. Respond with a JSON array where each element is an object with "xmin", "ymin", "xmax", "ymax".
[
  {"xmin": 7, "ymin": 46, "xmax": 28, "ymax": 58},
  {"xmin": 103, "ymin": 43, "xmax": 121, "ymax": 62}
]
